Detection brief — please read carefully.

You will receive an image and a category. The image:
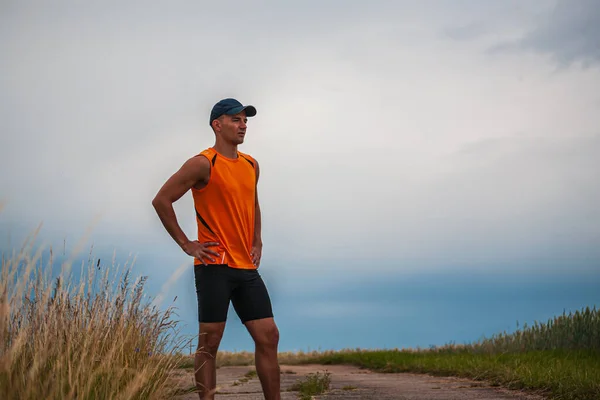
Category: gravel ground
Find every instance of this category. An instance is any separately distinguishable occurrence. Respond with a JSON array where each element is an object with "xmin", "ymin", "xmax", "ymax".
[{"xmin": 171, "ymin": 364, "xmax": 547, "ymax": 400}]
